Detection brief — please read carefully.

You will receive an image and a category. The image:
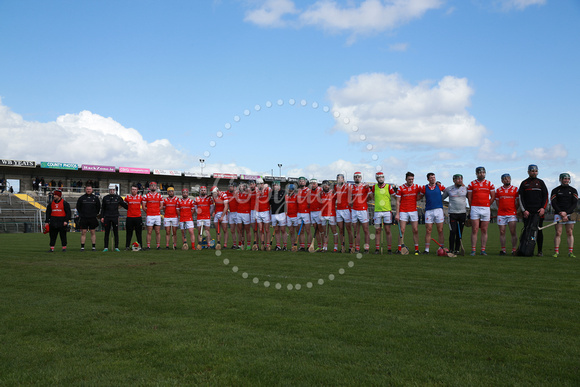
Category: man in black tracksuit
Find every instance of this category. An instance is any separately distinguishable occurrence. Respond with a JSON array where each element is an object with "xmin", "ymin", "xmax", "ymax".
[
  {"xmin": 269, "ymin": 181, "xmax": 287, "ymax": 251},
  {"xmin": 77, "ymin": 184, "xmax": 101, "ymax": 251},
  {"xmin": 518, "ymin": 164, "xmax": 549, "ymax": 256},
  {"xmin": 550, "ymin": 173, "xmax": 578, "ymax": 257},
  {"xmin": 100, "ymin": 184, "xmax": 128, "ymax": 252},
  {"xmin": 45, "ymin": 189, "xmax": 71, "ymax": 252}
]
